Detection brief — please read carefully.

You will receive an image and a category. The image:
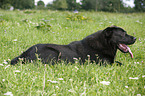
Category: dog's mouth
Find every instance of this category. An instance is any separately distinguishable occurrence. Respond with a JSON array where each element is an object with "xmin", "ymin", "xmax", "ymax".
[{"xmin": 118, "ymin": 44, "xmax": 133, "ymax": 58}]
